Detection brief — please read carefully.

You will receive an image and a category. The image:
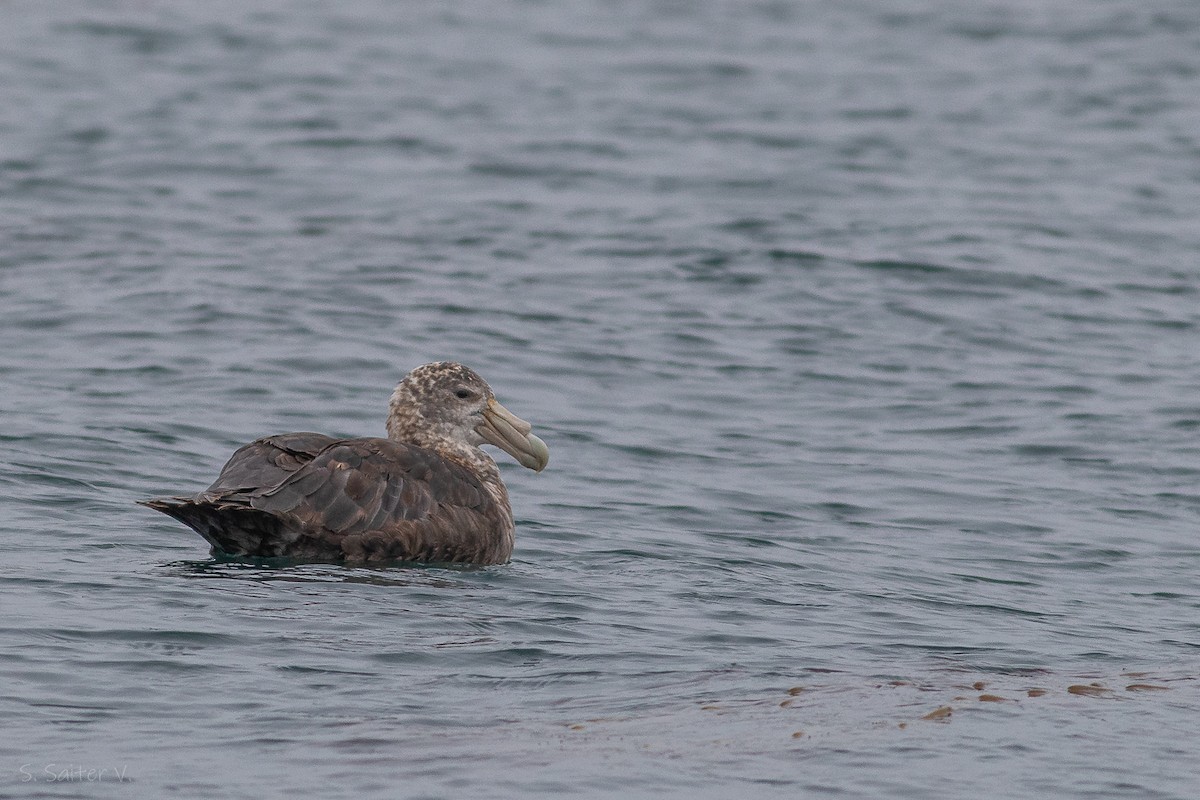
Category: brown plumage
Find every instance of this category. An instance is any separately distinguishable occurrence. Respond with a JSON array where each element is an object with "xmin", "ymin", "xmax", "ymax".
[{"xmin": 140, "ymin": 362, "xmax": 549, "ymax": 565}]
